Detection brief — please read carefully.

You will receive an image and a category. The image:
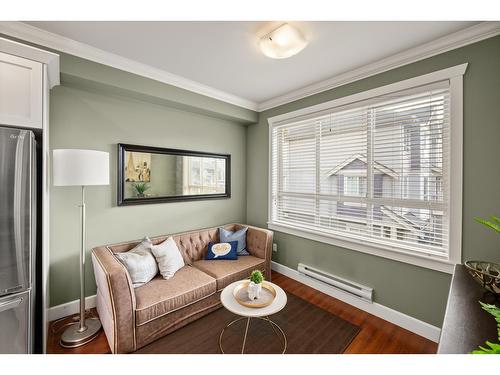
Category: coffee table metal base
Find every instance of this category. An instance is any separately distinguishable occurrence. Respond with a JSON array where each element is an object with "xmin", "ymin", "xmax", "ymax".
[{"xmin": 219, "ymin": 316, "xmax": 287, "ymax": 354}]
